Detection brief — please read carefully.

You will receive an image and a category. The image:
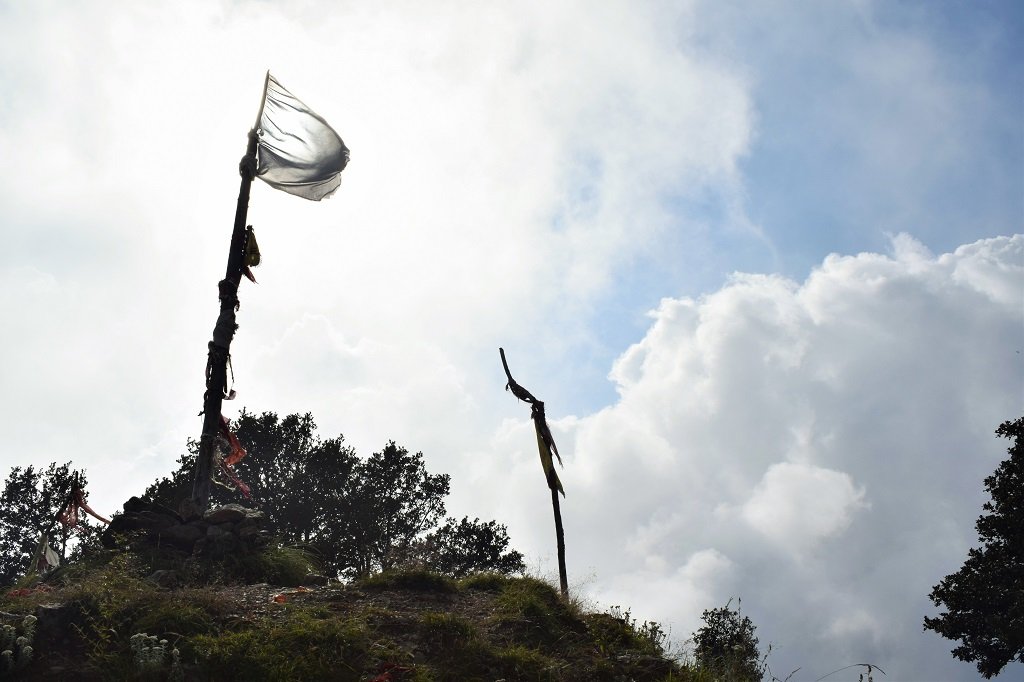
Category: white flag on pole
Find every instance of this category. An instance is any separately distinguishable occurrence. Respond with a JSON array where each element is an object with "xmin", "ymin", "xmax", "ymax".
[{"xmin": 257, "ymin": 74, "xmax": 349, "ymax": 201}]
